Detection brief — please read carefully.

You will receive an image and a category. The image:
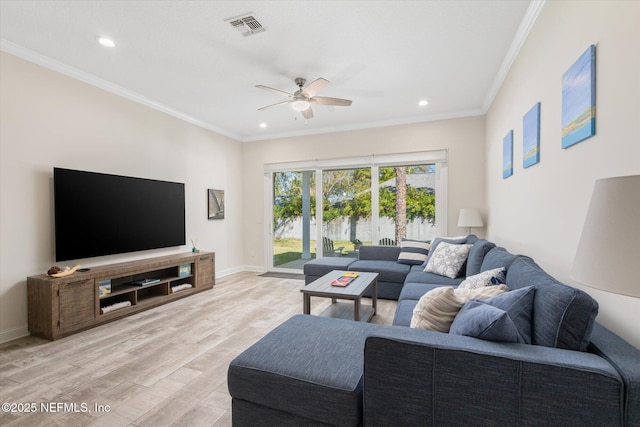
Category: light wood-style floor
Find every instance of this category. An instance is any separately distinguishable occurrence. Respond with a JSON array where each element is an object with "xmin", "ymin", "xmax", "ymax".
[{"xmin": 0, "ymin": 272, "xmax": 397, "ymax": 427}]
